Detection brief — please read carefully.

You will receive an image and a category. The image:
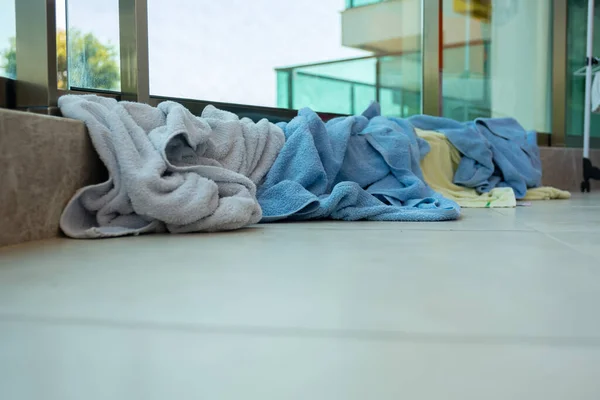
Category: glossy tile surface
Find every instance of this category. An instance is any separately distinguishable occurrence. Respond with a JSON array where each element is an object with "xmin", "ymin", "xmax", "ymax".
[{"xmin": 1, "ymin": 194, "xmax": 599, "ymax": 399}]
